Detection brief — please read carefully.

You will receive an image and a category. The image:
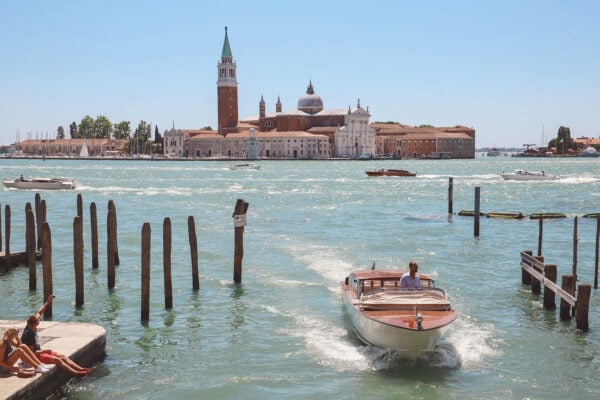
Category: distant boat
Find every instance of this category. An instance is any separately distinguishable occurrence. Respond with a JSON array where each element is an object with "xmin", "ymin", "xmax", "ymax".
[
  {"xmin": 500, "ymin": 170, "xmax": 559, "ymax": 181},
  {"xmin": 366, "ymin": 169, "xmax": 416, "ymax": 177},
  {"xmin": 230, "ymin": 163, "xmax": 261, "ymax": 170},
  {"xmin": 3, "ymin": 177, "xmax": 77, "ymax": 190},
  {"xmin": 580, "ymin": 147, "xmax": 599, "ymax": 158},
  {"xmin": 487, "ymin": 148, "xmax": 501, "ymax": 156}
]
